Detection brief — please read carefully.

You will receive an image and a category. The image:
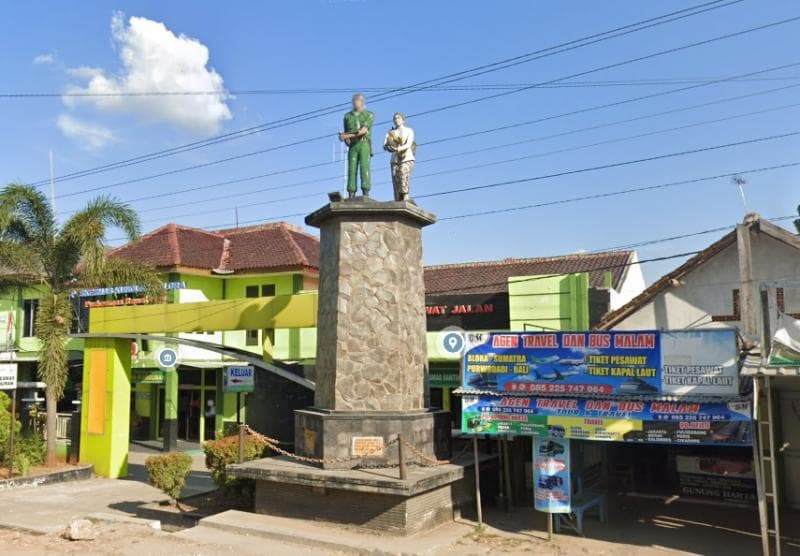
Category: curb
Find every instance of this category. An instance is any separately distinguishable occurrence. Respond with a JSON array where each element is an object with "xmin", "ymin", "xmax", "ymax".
[{"xmin": 0, "ymin": 464, "xmax": 94, "ymax": 490}]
